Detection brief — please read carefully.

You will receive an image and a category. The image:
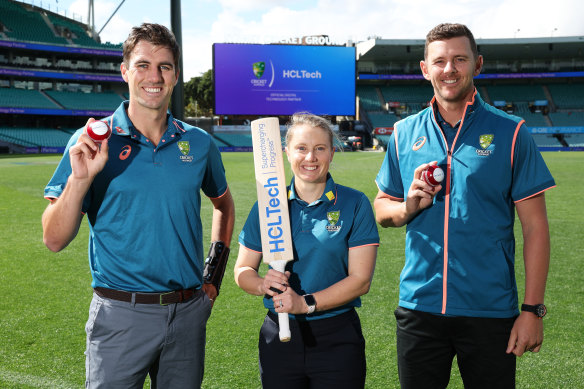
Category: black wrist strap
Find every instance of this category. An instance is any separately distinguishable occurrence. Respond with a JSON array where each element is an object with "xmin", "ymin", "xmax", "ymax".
[{"xmin": 203, "ymin": 241, "xmax": 230, "ymax": 296}]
